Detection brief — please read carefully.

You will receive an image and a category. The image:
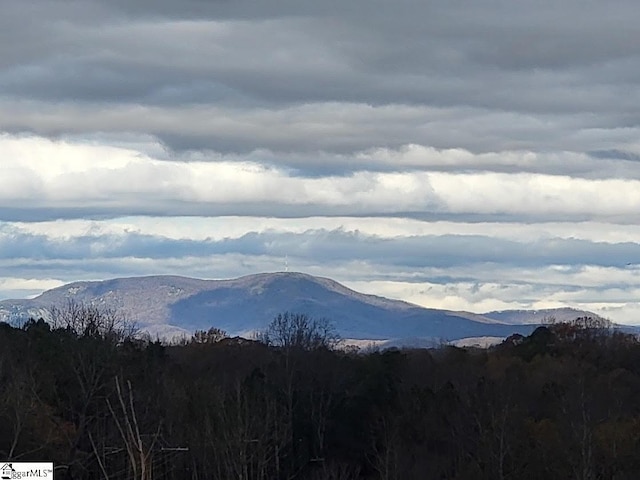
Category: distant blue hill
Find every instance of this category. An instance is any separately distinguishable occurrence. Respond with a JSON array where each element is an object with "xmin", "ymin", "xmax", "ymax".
[{"xmin": 0, "ymin": 272, "xmax": 601, "ymax": 342}]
